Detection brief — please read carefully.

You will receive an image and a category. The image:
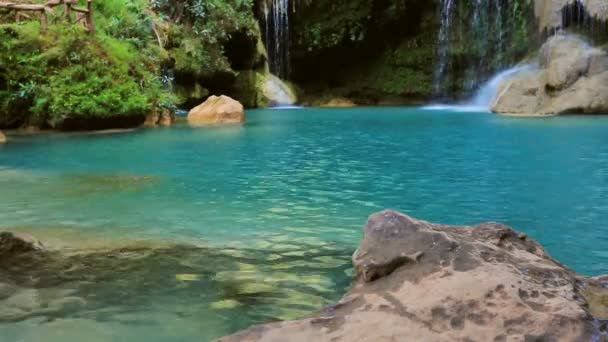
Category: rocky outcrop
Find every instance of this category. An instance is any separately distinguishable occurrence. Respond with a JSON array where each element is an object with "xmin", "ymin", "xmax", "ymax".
[
  {"xmin": 261, "ymin": 73, "xmax": 297, "ymax": 107},
  {"xmin": 492, "ymin": 34, "xmax": 608, "ymax": 115},
  {"xmin": 535, "ymin": 0, "xmax": 608, "ymax": 31},
  {"xmin": 0, "ymin": 130, "xmax": 6, "ymax": 143},
  {"xmin": 235, "ymin": 71, "xmax": 297, "ymax": 108},
  {"xmin": 219, "ymin": 210, "xmax": 608, "ymax": 341},
  {"xmin": 187, "ymin": 95, "xmax": 245, "ymax": 126},
  {"xmin": 144, "ymin": 108, "xmax": 174, "ymax": 127}
]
